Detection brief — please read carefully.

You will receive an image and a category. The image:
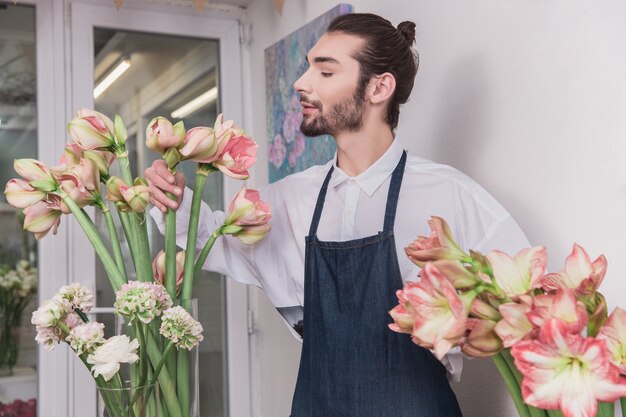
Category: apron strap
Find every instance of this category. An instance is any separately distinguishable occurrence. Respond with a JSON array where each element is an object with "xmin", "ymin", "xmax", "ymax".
[
  {"xmin": 382, "ymin": 150, "xmax": 407, "ymax": 233},
  {"xmin": 308, "ymin": 166, "xmax": 335, "ymax": 237}
]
